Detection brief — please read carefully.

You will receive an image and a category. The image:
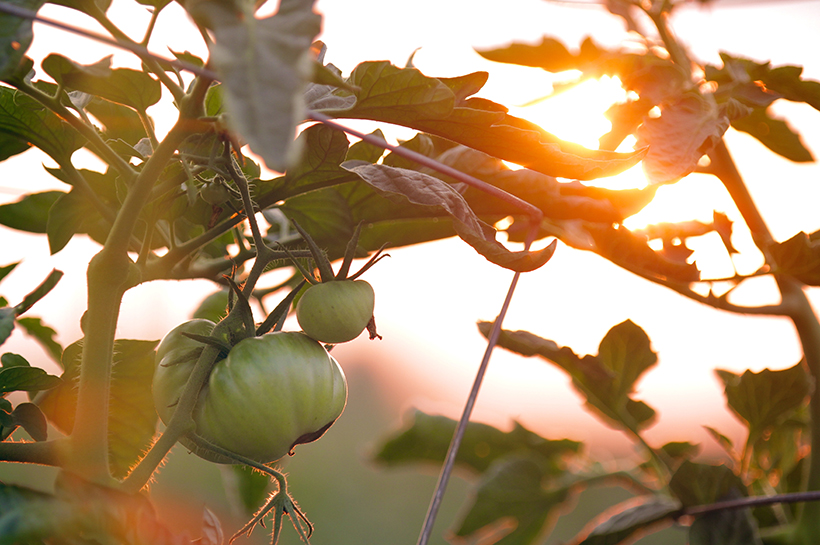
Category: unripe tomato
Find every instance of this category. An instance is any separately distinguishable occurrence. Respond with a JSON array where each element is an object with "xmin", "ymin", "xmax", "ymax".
[
  {"xmin": 153, "ymin": 320, "xmax": 347, "ymax": 464},
  {"xmin": 296, "ymin": 280, "xmax": 375, "ymax": 344}
]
